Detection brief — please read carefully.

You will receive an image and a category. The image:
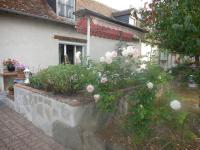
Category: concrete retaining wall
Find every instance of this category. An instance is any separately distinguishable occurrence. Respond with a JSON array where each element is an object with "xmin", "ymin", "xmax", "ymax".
[
  {"xmin": 13, "ymin": 84, "xmax": 99, "ymax": 149},
  {"xmin": 13, "ymin": 84, "xmax": 126, "ymax": 150}
]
